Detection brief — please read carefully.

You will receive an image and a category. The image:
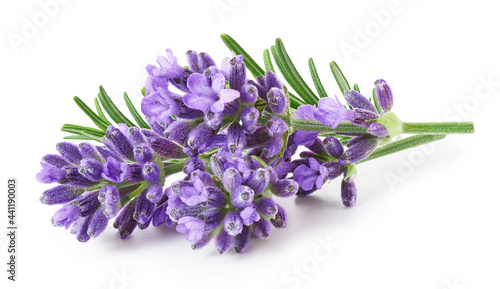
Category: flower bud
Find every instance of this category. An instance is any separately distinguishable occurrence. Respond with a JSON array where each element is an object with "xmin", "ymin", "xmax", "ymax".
[
  {"xmin": 148, "ymin": 136, "xmax": 187, "ymax": 159},
  {"xmin": 343, "ymin": 90, "xmax": 377, "ymax": 113},
  {"xmin": 134, "ymin": 191, "xmax": 155, "ymax": 224},
  {"xmin": 323, "ymin": 136, "xmax": 345, "ymax": 159},
  {"xmin": 240, "ymin": 84, "xmax": 259, "ymax": 104},
  {"xmin": 222, "ymin": 167, "xmax": 242, "ymax": 192},
  {"xmin": 78, "ymin": 158, "xmax": 104, "ymax": 182},
  {"xmin": 241, "ymin": 106, "xmax": 259, "ymax": 134},
  {"xmin": 253, "ymin": 219, "xmax": 271, "ymax": 240},
  {"xmin": 247, "ymin": 168, "xmax": 270, "ymax": 195},
  {"xmin": 270, "ymin": 204, "xmax": 287, "ymax": 229},
  {"xmin": 341, "ymin": 176, "xmax": 357, "ymax": 207},
  {"xmin": 374, "ymin": 79, "xmax": 393, "ymax": 111},
  {"xmin": 271, "ymin": 179, "xmax": 299, "ymax": 198},
  {"xmin": 234, "ymin": 225, "xmax": 251, "ymax": 254},
  {"xmin": 88, "ymin": 208, "xmax": 109, "ymax": 238},
  {"xmin": 267, "ymin": 88, "xmax": 287, "ymax": 115},
  {"xmin": 229, "ymin": 55, "xmax": 246, "ymax": 91},
  {"xmin": 266, "ymin": 116, "xmax": 287, "ymax": 138},
  {"xmin": 56, "ymin": 142, "xmax": 83, "ymax": 165},
  {"xmin": 102, "ymin": 126, "xmax": 134, "ymax": 161},
  {"xmin": 142, "ymin": 162, "xmax": 161, "ymax": 183},
  {"xmin": 223, "ymin": 211, "xmax": 244, "ymax": 236},
  {"xmin": 40, "ymin": 185, "xmax": 84, "ymax": 205},
  {"xmin": 187, "ymin": 123, "xmax": 213, "ymax": 149},
  {"xmin": 258, "ymin": 198, "xmax": 278, "ymax": 217},
  {"xmin": 230, "ymin": 185, "xmax": 255, "ymax": 208},
  {"xmin": 367, "ymin": 122, "xmax": 389, "ymax": 137},
  {"xmin": 215, "ymin": 230, "xmax": 234, "ymax": 255}
]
